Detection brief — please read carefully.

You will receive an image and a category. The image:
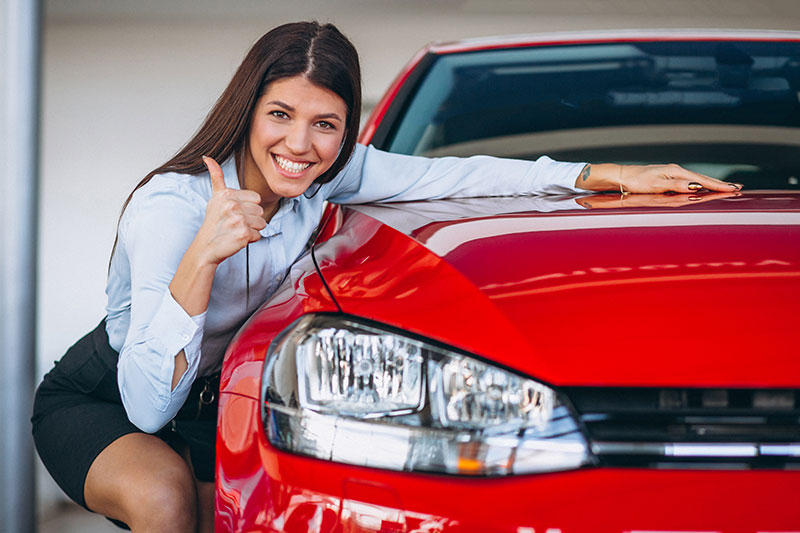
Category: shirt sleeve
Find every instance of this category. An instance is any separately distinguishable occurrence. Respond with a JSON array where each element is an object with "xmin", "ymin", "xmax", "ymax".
[
  {"xmin": 115, "ymin": 180, "xmax": 207, "ymax": 433},
  {"xmin": 325, "ymin": 144, "xmax": 587, "ymax": 204}
]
